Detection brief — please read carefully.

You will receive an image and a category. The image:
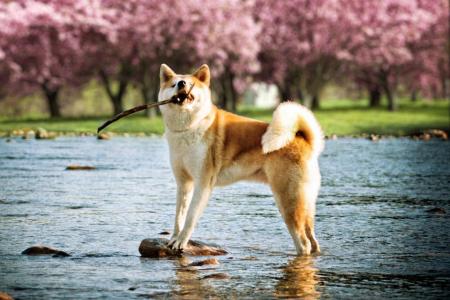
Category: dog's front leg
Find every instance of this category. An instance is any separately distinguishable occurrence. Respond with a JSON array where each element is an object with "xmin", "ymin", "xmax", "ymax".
[
  {"xmin": 169, "ymin": 177, "xmax": 213, "ymax": 250},
  {"xmin": 169, "ymin": 179, "xmax": 194, "ymax": 245}
]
